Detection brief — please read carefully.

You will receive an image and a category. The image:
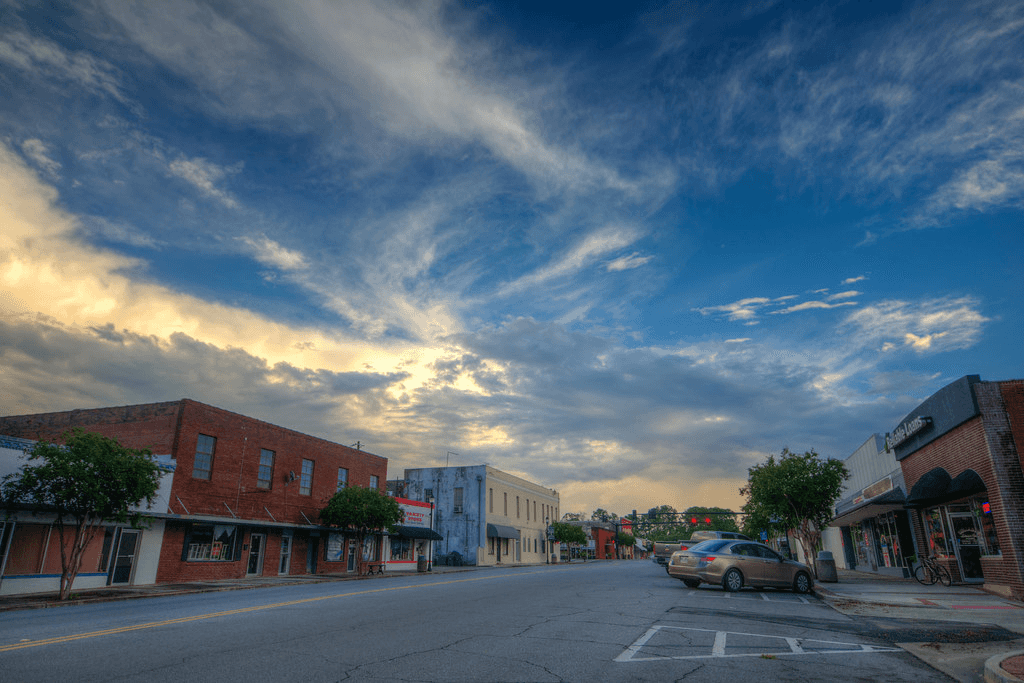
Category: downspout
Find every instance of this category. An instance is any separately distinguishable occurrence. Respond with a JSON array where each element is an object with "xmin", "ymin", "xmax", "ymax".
[{"xmin": 477, "ymin": 474, "xmax": 484, "ymax": 562}]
